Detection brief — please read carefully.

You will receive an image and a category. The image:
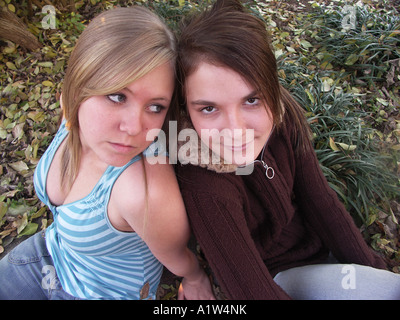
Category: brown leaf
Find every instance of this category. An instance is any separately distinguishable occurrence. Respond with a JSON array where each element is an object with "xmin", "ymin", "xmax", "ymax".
[{"xmin": 140, "ymin": 282, "xmax": 150, "ymax": 300}]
